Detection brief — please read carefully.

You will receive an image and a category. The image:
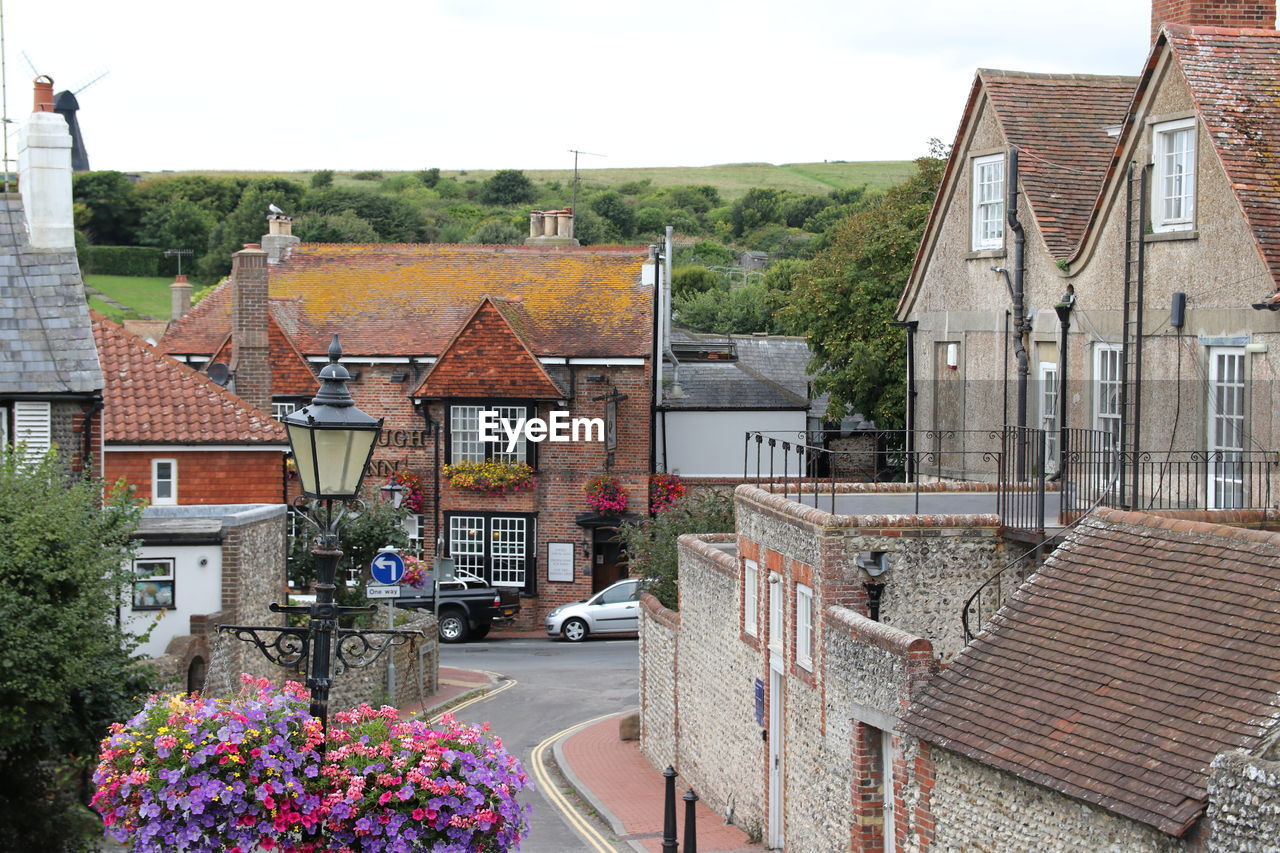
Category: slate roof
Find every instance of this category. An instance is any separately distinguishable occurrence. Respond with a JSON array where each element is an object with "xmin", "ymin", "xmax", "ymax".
[
  {"xmin": 980, "ymin": 70, "xmax": 1137, "ymax": 257},
  {"xmin": 1164, "ymin": 25, "xmax": 1280, "ymax": 287},
  {"xmin": 0, "ymin": 194, "xmax": 102, "ymax": 395},
  {"xmin": 901, "ymin": 508, "xmax": 1280, "ymax": 838},
  {"xmin": 412, "ymin": 297, "xmax": 566, "ymax": 399},
  {"xmin": 159, "ymin": 244, "xmax": 653, "ymax": 359},
  {"xmin": 667, "ymin": 329, "xmax": 820, "ymax": 412},
  {"xmin": 93, "ymin": 314, "xmax": 287, "ymax": 445}
]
